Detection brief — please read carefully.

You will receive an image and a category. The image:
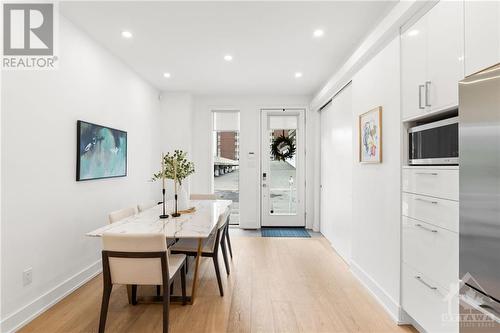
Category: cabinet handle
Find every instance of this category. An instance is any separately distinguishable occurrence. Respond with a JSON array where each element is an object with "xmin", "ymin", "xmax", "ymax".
[
  {"xmin": 415, "ymin": 223, "xmax": 438, "ymax": 233},
  {"xmin": 415, "ymin": 276, "xmax": 438, "ymax": 290},
  {"xmin": 415, "ymin": 172, "xmax": 438, "ymax": 176},
  {"xmin": 425, "ymin": 81, "xmax": 431, "ymax": 107},
  {"xmin": 418, "ymin": 84, "xmax": 425, "ymax": 109},
  {"xmin": 415, "ymin": 197, "xmax": 438, "ymax": 205}
]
